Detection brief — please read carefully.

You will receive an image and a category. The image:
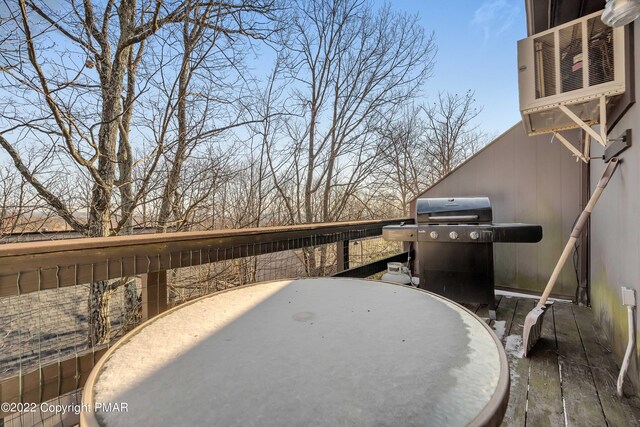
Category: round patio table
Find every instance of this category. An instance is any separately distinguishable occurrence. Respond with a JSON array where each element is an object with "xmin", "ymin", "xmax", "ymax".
[{"xmin": 81, "ymin": 278, "xmax": 508, "ymax": 426}]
